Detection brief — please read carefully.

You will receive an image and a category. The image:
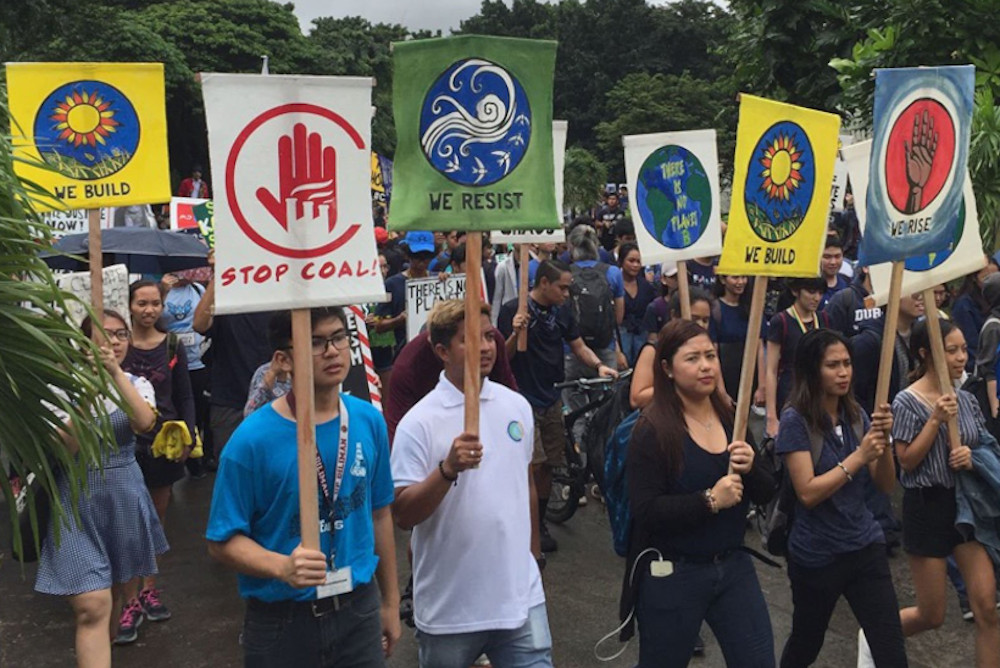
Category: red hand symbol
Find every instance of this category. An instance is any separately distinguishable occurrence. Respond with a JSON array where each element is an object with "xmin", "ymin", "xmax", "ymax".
[{"xmin": 256, "ymin": 123, "xmax": 338, "ymax": 232}]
